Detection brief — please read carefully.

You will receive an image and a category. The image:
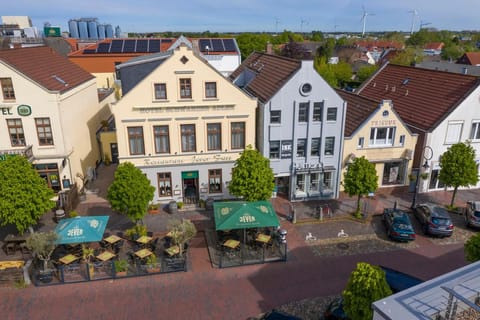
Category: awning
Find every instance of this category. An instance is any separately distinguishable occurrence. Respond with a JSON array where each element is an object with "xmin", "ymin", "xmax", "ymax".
[
  {"xmin": 213, "ymin": 201, "xmax": 280, "ymax": 230},
  {"xmin": 54, "ymin": 216, "xmax": 109, "ymax": 244},
  {"xmin": 182, "ymin": 171, "xmax": 199, "ymax": 179}
]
